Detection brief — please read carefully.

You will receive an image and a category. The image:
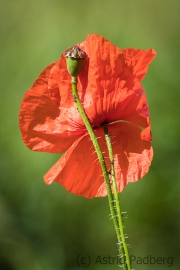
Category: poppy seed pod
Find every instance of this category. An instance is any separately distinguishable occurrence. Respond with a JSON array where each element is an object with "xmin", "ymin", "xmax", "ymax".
[{"xmin": 65, "ymin": 46, "xmax": 86, "ymax": 77}]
